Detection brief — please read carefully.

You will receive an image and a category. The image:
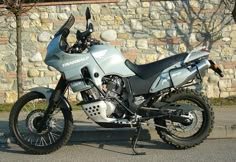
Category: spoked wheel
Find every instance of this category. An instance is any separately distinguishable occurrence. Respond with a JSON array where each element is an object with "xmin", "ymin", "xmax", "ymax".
[
  {"xmin": 9, "ymin": 92, "xmax": 73, "ymax": 154},
  {"xmin": 154, "ymin": 89, "xmax": 214, "ymax": 149}
]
